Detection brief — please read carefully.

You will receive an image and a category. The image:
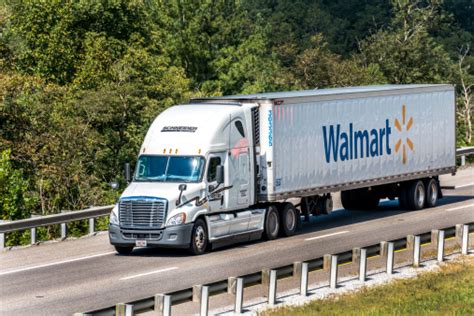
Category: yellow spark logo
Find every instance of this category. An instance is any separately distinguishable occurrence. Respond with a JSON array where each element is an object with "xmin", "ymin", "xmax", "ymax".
[{"xmin": 394, "ymin": 105, "xmax": 414, "ymax": 164}]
